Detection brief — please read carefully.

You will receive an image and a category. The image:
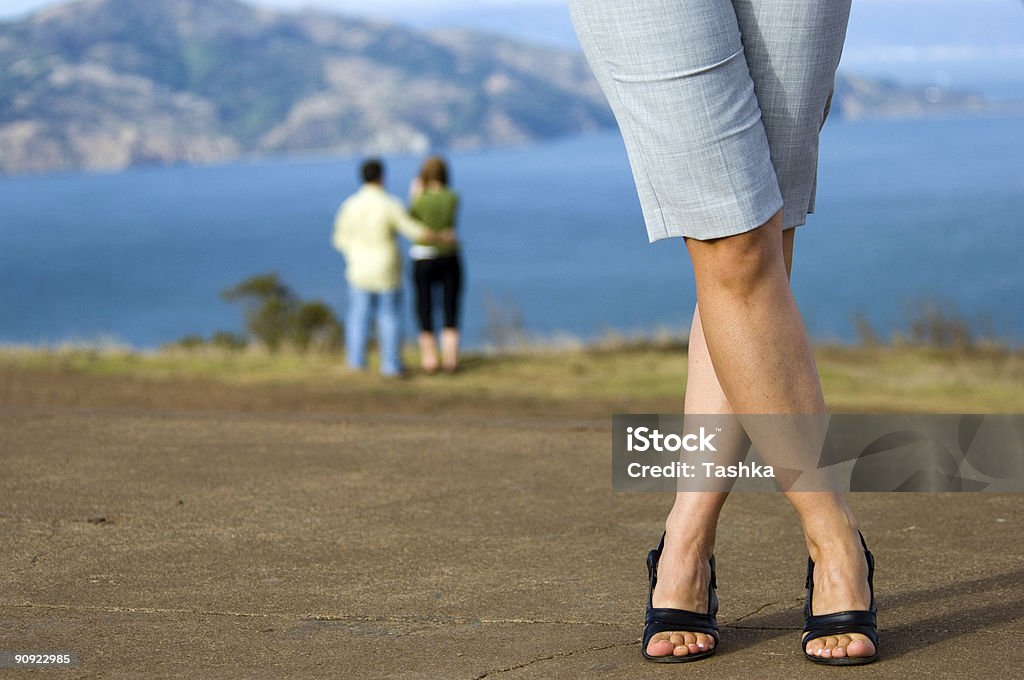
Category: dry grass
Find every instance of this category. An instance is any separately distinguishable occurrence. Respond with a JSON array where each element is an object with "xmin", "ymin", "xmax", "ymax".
[{"xmin": 2, "ymin": 341, "xmax": 1022, "ymax": 413}]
